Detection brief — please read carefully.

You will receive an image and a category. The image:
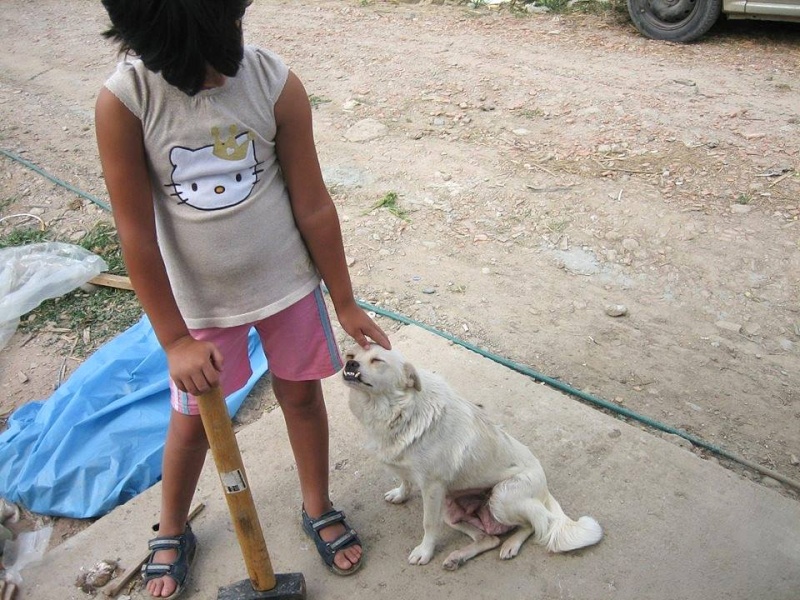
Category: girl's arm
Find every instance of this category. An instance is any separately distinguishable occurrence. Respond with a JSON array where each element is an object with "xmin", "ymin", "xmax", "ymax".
[
  {"xmin": 95, "ymin": 88, "xmax": 223, "ymax": 395},
  {"xmin": 274, "ymin": 71, "xmax": 390, "ymax": 350}
]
